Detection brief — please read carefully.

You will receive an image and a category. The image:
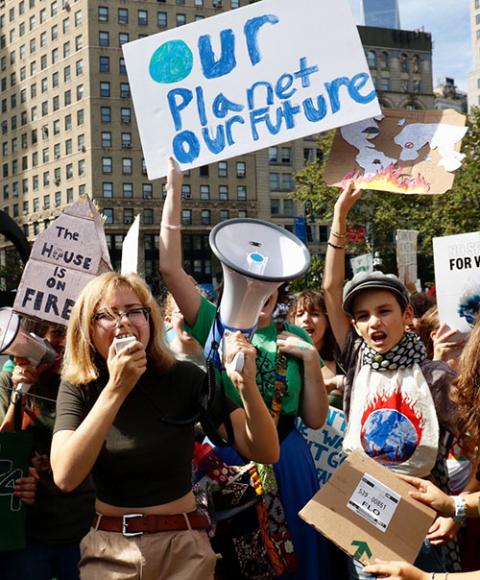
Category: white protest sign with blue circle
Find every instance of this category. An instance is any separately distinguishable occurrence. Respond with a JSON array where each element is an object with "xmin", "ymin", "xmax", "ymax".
[{"xmin": 122, "ymin": 0, "xmax": 381, "ymax": 180}]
